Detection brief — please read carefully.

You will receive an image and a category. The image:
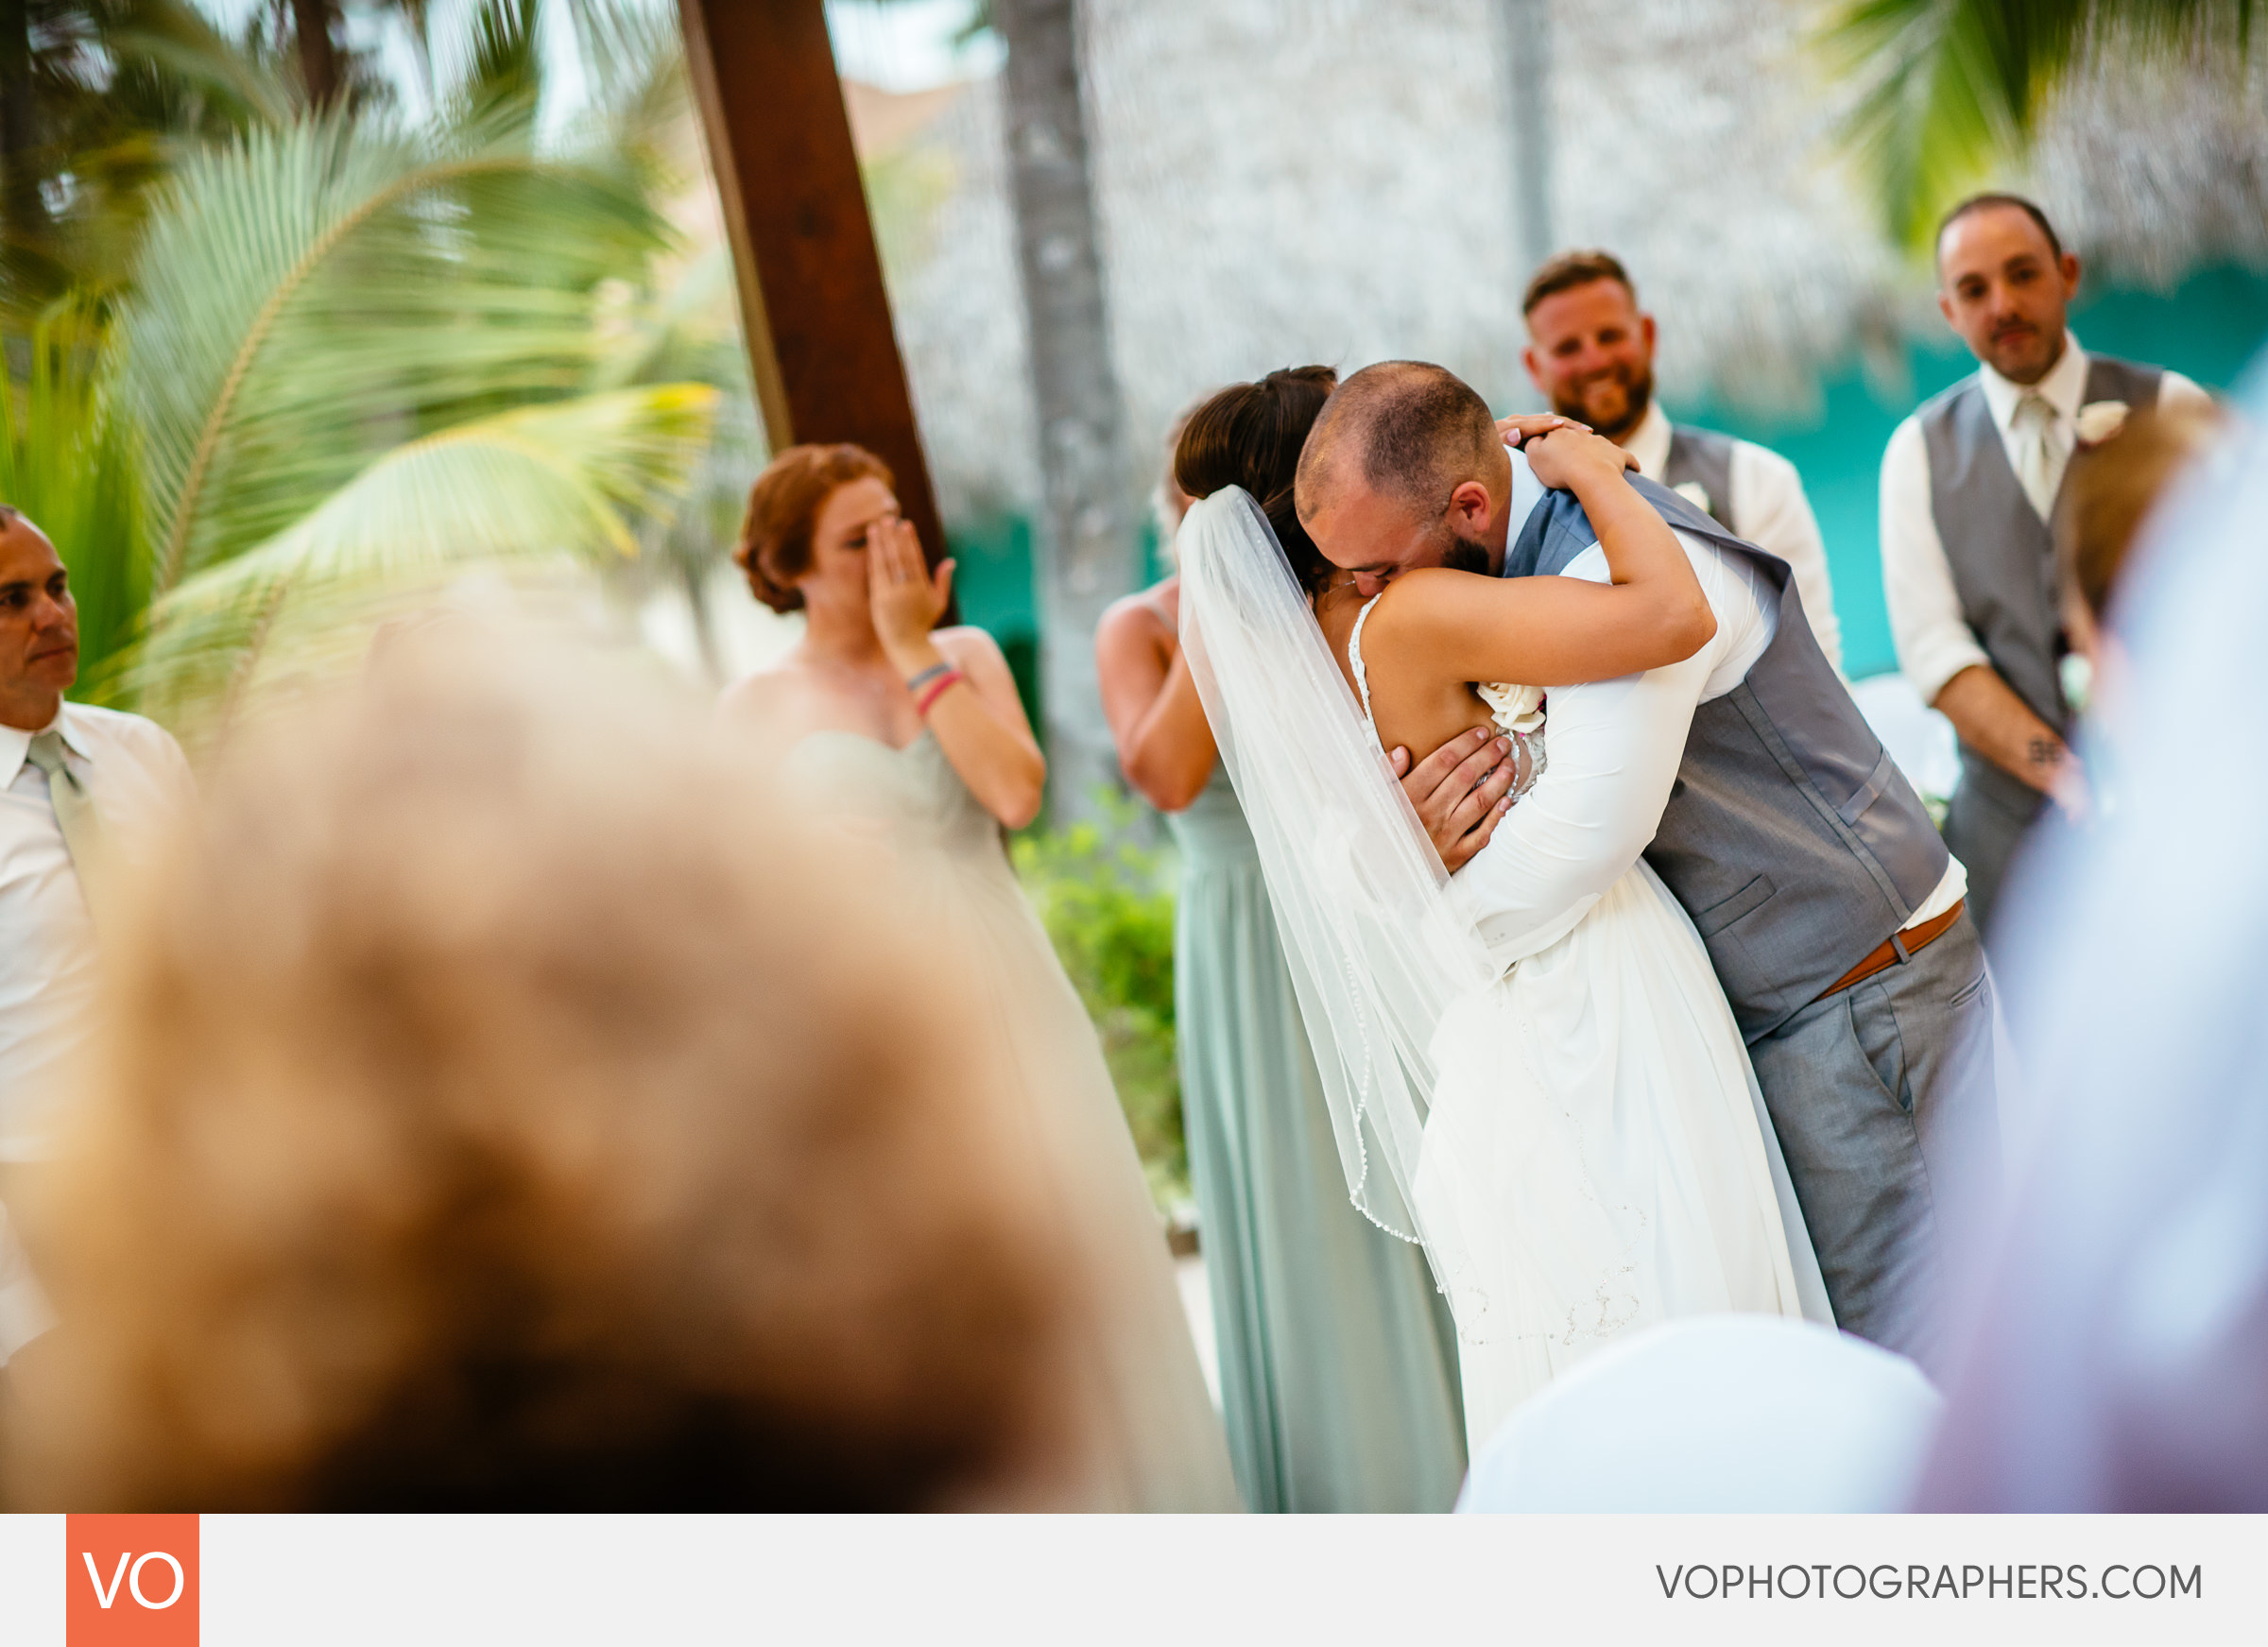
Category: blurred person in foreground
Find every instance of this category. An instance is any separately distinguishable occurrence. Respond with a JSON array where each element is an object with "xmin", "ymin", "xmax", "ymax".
[
  {"xmin": 1521, "ymin": 250, "xmax": 1842, "ymax": 669},
  {"xmin": 0, "ymin": 506, "xmax": 195, "ymax": 1370},
  {"xmin": 719, "ymin": 445, "xmax": 1238, "ymax": 1511},
  {"xmin": 1095, "ymin": 378, "xmax": 1468, "ymax": 1512},
  {"xmin": 1880, "ymin": 193, "xmax": 2215, "ymax": 939},
  {"xmin": 5, "ymin": 622, "xmax": 1077, "ymax": 1511},
  {"xmin": 1916, "ymin": 374, "xmax": 2266, "ymax": 1511},
  {"xmin": 2054, "ymin": 403, "xmax": 2227, "ymax": 750}
]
